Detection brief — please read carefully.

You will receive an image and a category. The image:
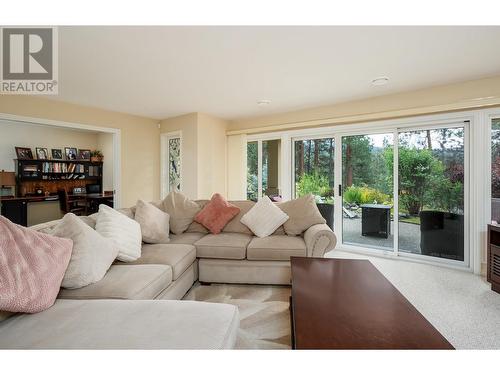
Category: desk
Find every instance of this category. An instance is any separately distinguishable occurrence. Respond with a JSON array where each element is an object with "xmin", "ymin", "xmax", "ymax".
[
  {"xmin": 1, "ymin": 193, "xmax": 114, "ymax": 225},
  {"xmin": 1, "ymin": 196, "xmax": 60, "ymax": 226},
  {"xmin": 69, "ymin": 193, "xmax": 114, "ymax": 214}
]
